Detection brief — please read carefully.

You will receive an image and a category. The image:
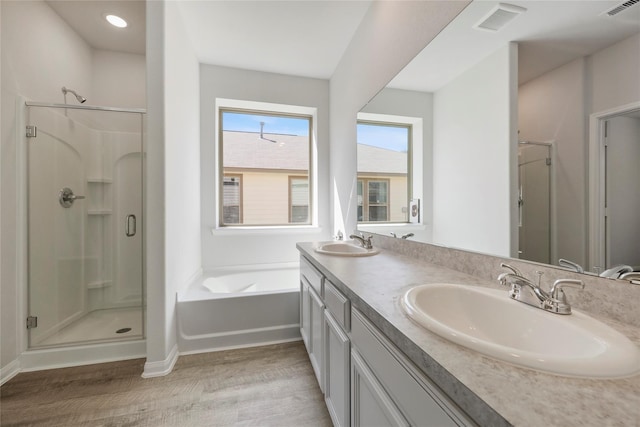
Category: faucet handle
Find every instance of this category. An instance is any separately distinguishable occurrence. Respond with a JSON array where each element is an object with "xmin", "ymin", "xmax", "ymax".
[
  {"xmin": 534, "ymin": 271, "xmax": 544, "ymax": 287},
  {"xmin": 500, "ymin": 262, "xmax": 522, "ymax": 277},
  {"xmin": 550, "ymin": 279, "xmax": 585, "ymax": 301}
]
